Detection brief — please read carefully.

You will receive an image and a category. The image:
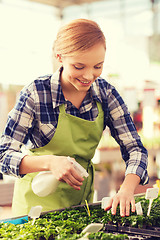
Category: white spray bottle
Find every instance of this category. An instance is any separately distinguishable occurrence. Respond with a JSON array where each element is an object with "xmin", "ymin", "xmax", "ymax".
[{"xmin": 32, "ymin": 156, "xmax": 89, "ymax": 197}]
